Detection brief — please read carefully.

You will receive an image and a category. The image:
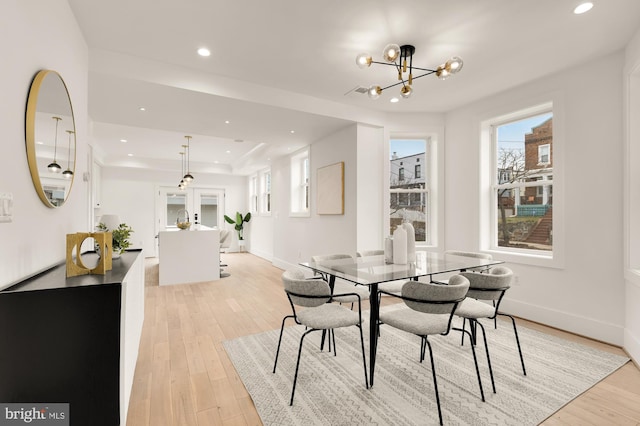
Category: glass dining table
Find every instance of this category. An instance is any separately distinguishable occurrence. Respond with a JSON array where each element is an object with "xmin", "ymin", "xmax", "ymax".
[{"xmin": 300, "ymin": 251, "xmax": 503, "ymax": 387}]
